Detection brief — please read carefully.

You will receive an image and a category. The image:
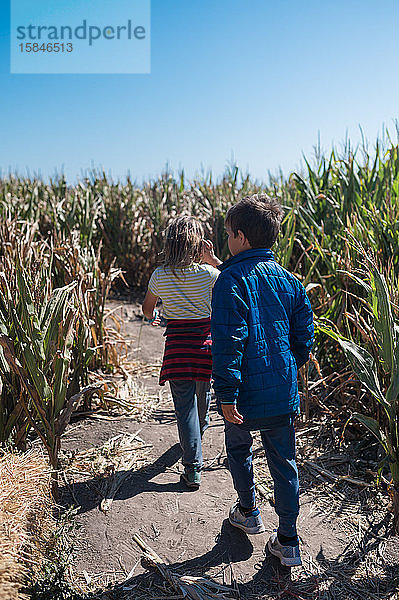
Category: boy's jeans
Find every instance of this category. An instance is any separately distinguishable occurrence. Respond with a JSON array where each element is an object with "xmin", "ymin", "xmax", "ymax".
[
  {"xmin": 224, "ymin": 421, "xmax": 299, "ymax": 537},
  {"xmin": 169, "ymin": 380, "xmax": 211, "ymax": 469}
]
